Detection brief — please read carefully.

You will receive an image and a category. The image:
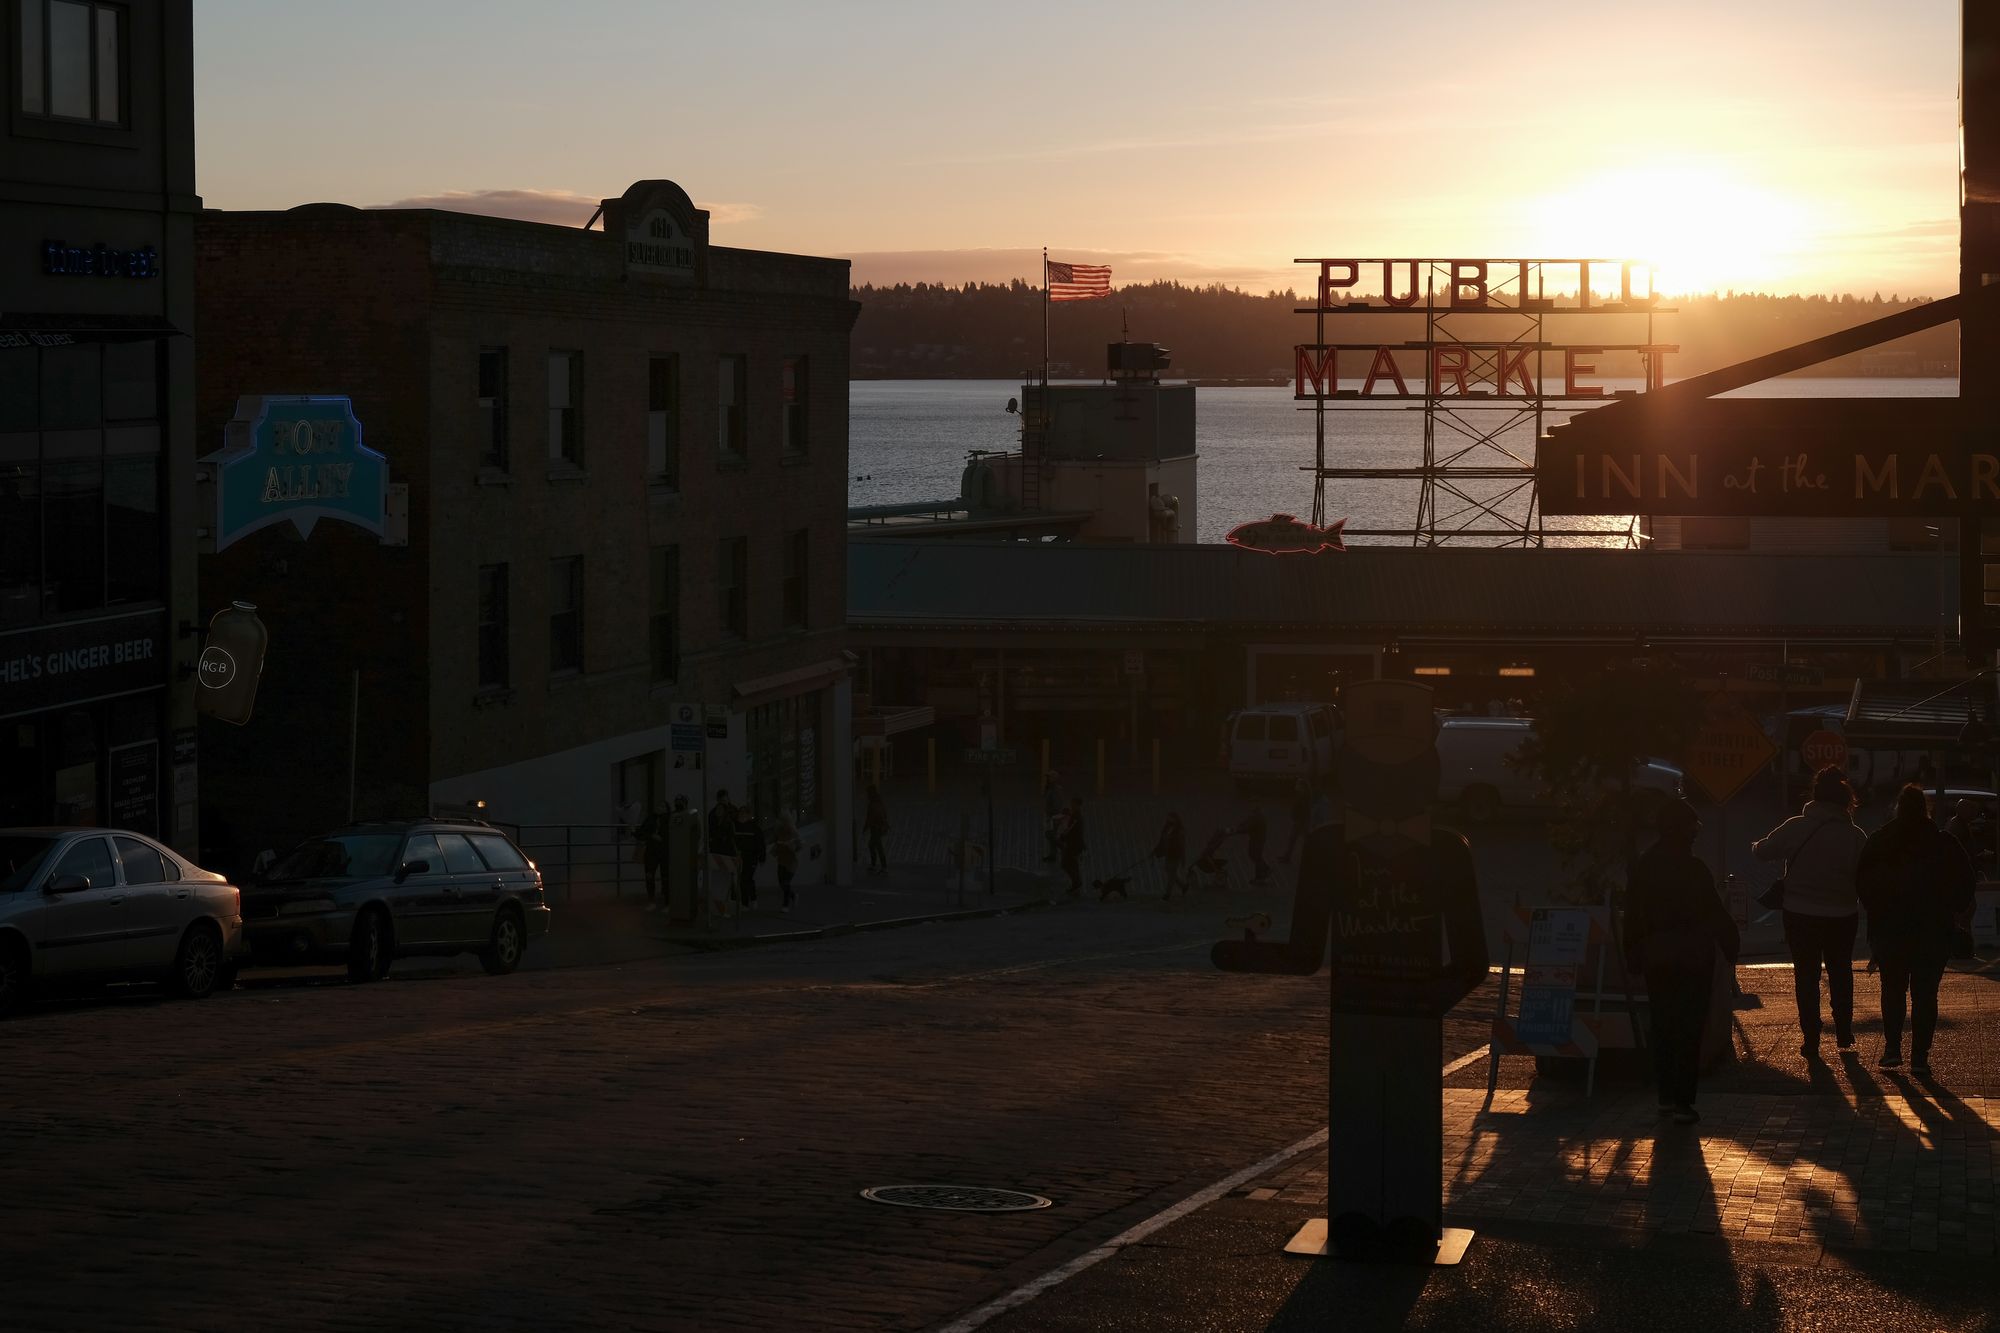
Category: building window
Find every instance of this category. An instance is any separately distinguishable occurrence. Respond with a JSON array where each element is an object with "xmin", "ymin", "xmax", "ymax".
[
  {"xmin": 717, "ymin": 354, "xmax": 747, "ymax": 467},
  {"xmin": 19, "ymin": 0, "xmax": 123, "ymax": 124},
  {"xmin": 549, "ymin": 555, "xmax": 583, "ymax": 674},
  {"xmin": 478, "ymin": 347, "xmax": 508, "ymax": 471},
  {"xmin": 0, "ymin": 341, "xmax": 161, "ymax": 628},
  {"xmin": 477, "ymin": 563, "xmax": 509, "ymax": 689},
  {"xmin": 782, "ymin": 528, "xmax": 808, "ymax": 629},
  {"xmin": 648, "ymin": 355, "xmax": 680, "ymax": 489},
  {"xmin": 547, "ymin": 350, "xmax": 582, "ymax": 466},
  {"xmin": 782, "ymin": 356, "xmax": 808, "ymax": 458},
  {"xmin": 718, "ymin": 536, "xmax": 747, "ymax": 639},
  {"xmin": 747, "ymin": 690, "xmax": 822, "ymax": 824},
  {"xmin": 650, "ymin": 544, "xmax": 679, "ymax": 683},
  {"xmin": 616, "ymin": 752, "xmax": 664, "ymax": 824}
]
